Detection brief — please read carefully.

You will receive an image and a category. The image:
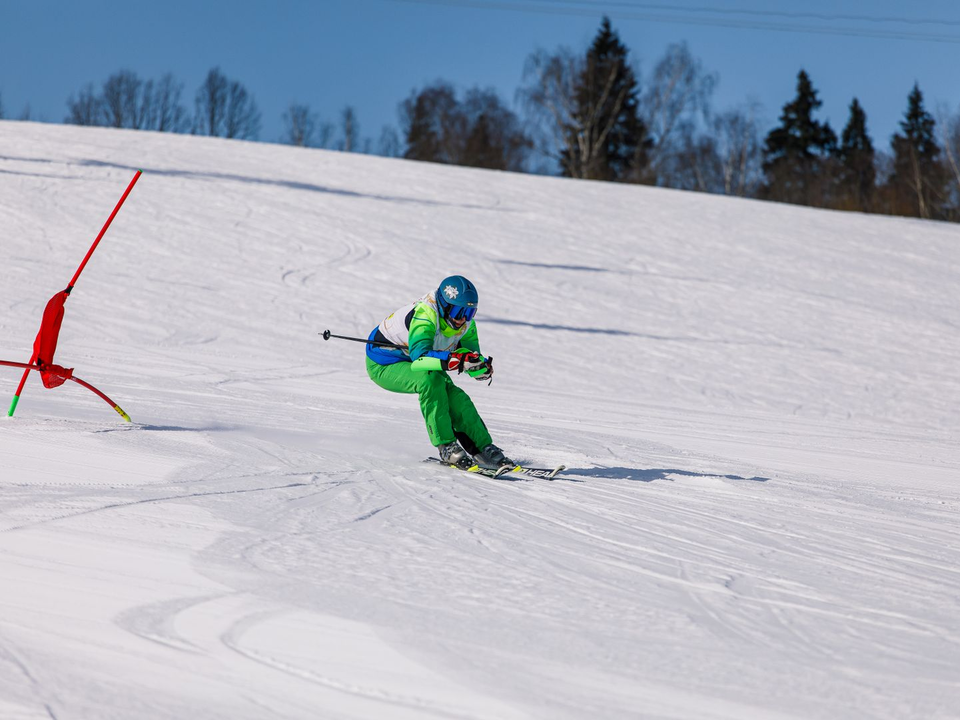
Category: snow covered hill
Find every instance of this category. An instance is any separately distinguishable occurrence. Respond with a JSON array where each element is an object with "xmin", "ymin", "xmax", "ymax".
[{"xmin": 1, "ymin": 120, "xmax": 958, "ymax": 720}]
